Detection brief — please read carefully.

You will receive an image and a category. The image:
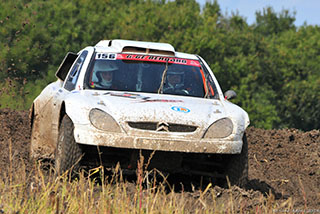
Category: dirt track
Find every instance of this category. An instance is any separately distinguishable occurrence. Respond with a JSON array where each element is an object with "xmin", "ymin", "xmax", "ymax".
[{"xmin": 0, "ymin": 108, "xmax": 319, "ymax": 209}]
